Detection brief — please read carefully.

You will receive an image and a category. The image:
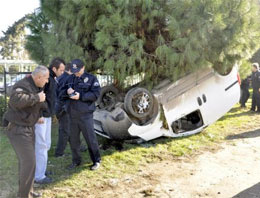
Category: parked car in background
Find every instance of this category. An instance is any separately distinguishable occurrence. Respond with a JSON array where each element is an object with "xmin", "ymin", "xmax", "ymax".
[{"xmin": 94, "ymin": 66, "xmax": 241, "ymax": 141}]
